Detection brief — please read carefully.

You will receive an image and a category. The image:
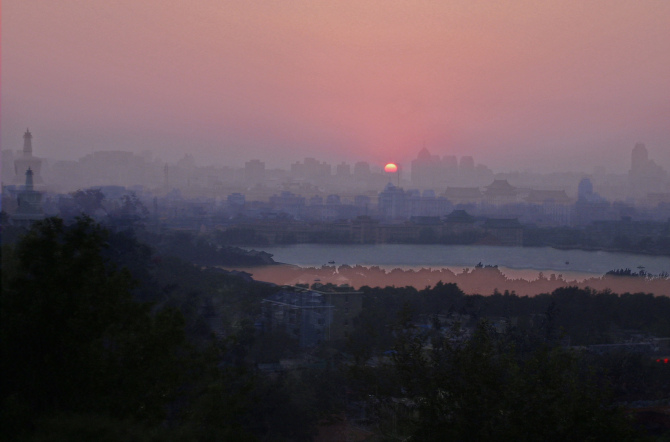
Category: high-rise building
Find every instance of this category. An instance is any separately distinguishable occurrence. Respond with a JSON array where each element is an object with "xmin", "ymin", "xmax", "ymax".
[
  {"xmin": 378, "ymin": 182, "xmax": 407, "ymax": 219},
  {"xmin": 628, "ymin": 143, "xmax": 667, "ymax": 198},
  {"xmin": 410, "ymin": 147, "xmax": 440, "ymax": 188},
  {"xmin": 578, "ymin": 178, "xmax": 594, "ymax": 200},
  {"xmin": 459, "ymin": 156, "xmax": 475, "ymax": 174},
  {"xmin": 336, "ymin": 162, "xmax": 351, "ymax": 176},
  {"xmin": 353, "ymin": 161, "xmax": 371, "ymax": 181},
  {"xmin": 630, "ymin": 143, "xmax": 649, "ymax": 173},
  {"xmin": 244, "ymin": 159, "xmax": 265, "ymax": 184},
  {"xmin": 483, "ymin": 179, "xmax": 517, "ymax": 205}
]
